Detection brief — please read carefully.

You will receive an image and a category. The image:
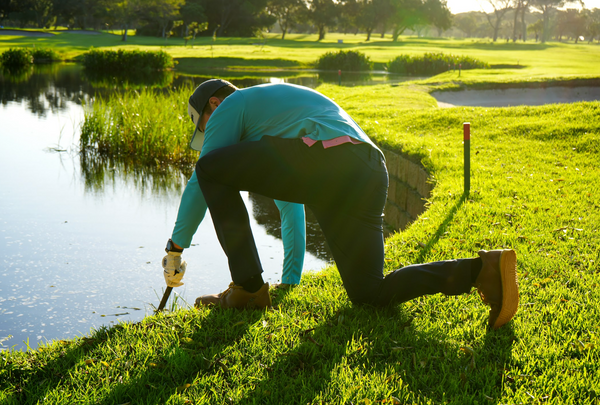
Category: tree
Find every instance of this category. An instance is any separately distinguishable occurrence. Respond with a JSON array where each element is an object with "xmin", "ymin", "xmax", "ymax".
[
  {"xmin": 9, "ymin": 0, "xmax": 38, "ymax": 28},
  {"xmin": 530, "ymin": 0, "xmax": 583, "ymax": 42},
  {"xmin": 178, "ymin": 0, "xmax": 206, "ymax": 39},
  {"xmin": 184, "ymin": 20, "xmax": 208, "ymax": 46},
  {"xmin": 148, "ymin": 0, "xmax": 184, "ymax": 39},
  {"xmin": 558, "ymin": 8, "xmax": 586, "ymax": 42},
  {"xmin": 527, "ymin": 17, "xmax": 544, "ymax": 40},
  {"xmin": 267, "ymin": 0, "xmax": 306, "ymax": 39},
  {"xmin": 357, "ymin": 0, "xmax": 381, "ymax": 41},
  {"xmin": 483, "ymin": 0, "xmax": 513, "ymax": 41},
  {"xmin": 454, "ymin": 13, "xmax": 479, "ymax": 37},
  {"xmin": 307, "ymin": 0, "xmax": 337, "ymax": 40},
  {"xmin": 376, "ymin": 0, "xmax": 394, "ymax": 38},
  {"xmin": 511, "ymin": 0, "xmax": 531, "ymax": 41},
  {"xmin": 52, "ymin": 0, "xmax": 87, "ymax": 29},
  {"xmin": 518, "ymin": 0, "xmax": 530, "ymax": 41},
  {"xmin": 31, "ymin": 0, "xmax": 54, "ymax": 28},
  {"xmin": 0, "ymin": 0, "xmax": 18, "ymax": 25},
  {"xmin": 426, "ymin": 0, "xmax": 452, "ymax": 36},
  {"xmin": 98, "ymin": 0, "xmax": 142, "ymax": 41},
  {"xmin": 587, "ymin": 8, "xmax": 600, "ymax": 43},
  {"xmin": 389, "ymin": 0, "xmax": 427, "ymax": 41},
  {"xmin": 338, "ymin": 0, "xmax": 361, "ymax": 34},
  {"xmin": 199, "ymin": 0, "xmax": 275, "ymax": 37},
  {"xmin": 385, "ymin": 0, "xmax": 450, "ymax": 41}
]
